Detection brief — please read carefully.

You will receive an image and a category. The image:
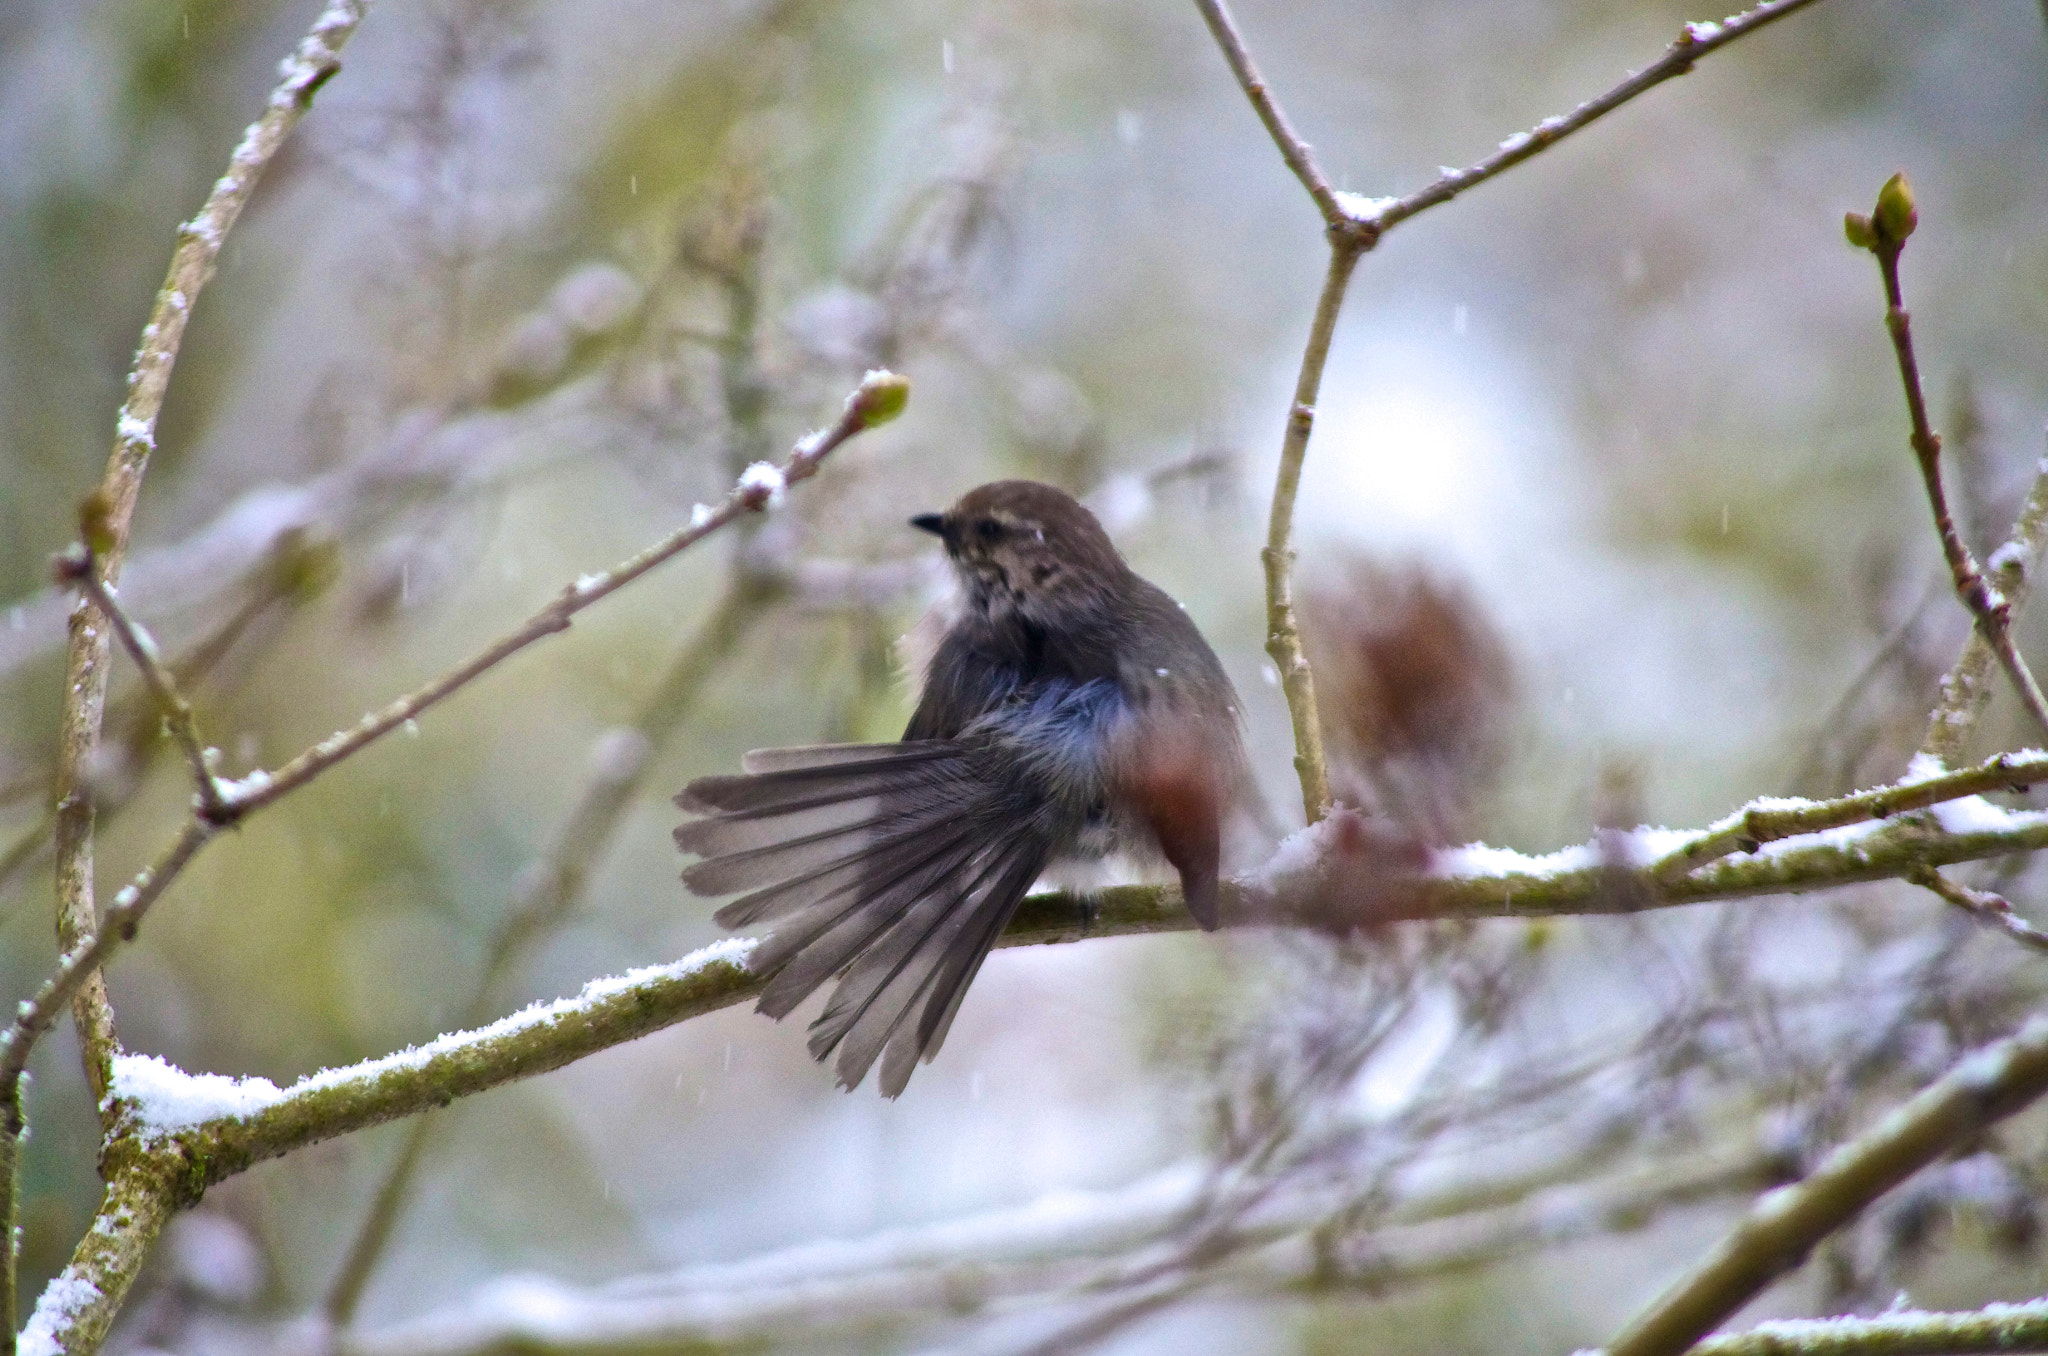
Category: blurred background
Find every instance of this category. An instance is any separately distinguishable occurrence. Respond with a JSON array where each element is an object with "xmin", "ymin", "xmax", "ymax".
[{"xmin": 4, "ymin": 1, "xmax": 2048, "ymax": 1352}]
